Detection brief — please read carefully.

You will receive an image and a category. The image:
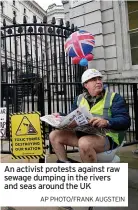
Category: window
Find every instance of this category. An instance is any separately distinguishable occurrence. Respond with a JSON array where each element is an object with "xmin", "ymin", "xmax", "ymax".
[
  {"xmin": 127, "ymin": 1, "xmax": 138, "ymax": 65},
  {"xmin": 24, "ymin": 8, "xmax": 26, "ymax": 14},
  {"xmin": 1, "ymin": 1, "xmax": 4, "ymax": 14},
  {"xmin": 13, "ymin": 0, "xmax": 15, "ymax": 6}
]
